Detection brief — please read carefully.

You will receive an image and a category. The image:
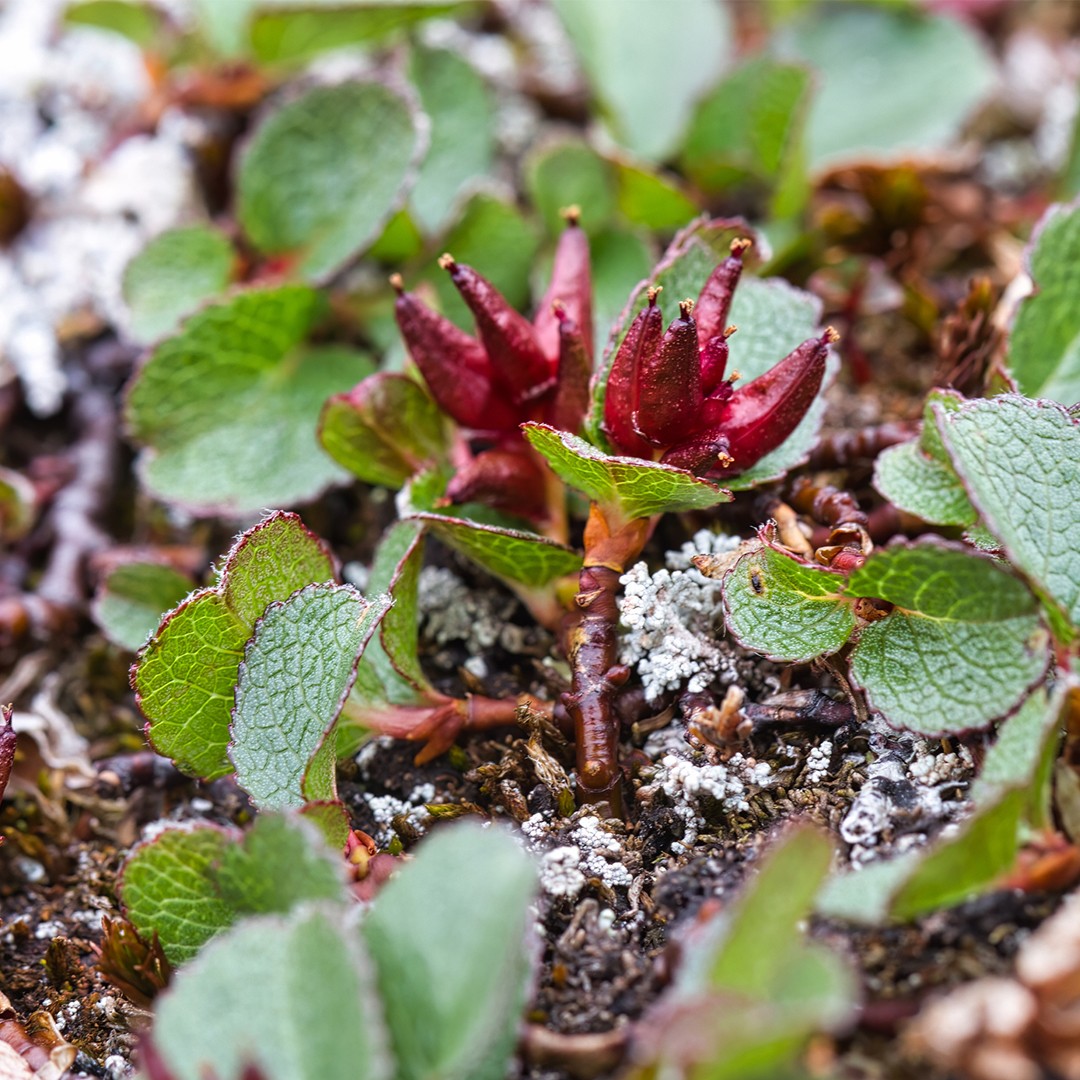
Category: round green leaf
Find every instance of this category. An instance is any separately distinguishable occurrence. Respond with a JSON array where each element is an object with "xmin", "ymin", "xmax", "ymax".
[
  {"xmin": 848, "ymin": 541, "xmax": 1049, "ymax": 735},
  {"xmin": 237, "ymin": 82, "xmax": 424, "ymax": 281},
  {"xmin": 125, "ymin": 286, "xmax": 374, "ymax": 515},
  {"xmin": 721, "ymin": 544, "xmax": 853, "ymax": 663},
  {"xmin": 92, "ymin": 561, "xmax": 194, "ymax": 652},
  {"xmin": 524, "ymin": 137, "xmax": 616, "ymax": 237}
]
